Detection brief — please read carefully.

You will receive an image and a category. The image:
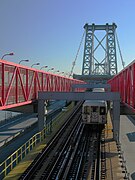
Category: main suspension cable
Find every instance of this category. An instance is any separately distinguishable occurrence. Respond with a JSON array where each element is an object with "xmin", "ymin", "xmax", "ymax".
[
  {"xmin": 115, "ymin": 31, "xmax": 125, "ymax": 69},
  {"xmin": 69, "ymin": 30, "xmax": 85, "ymax": 77}
]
